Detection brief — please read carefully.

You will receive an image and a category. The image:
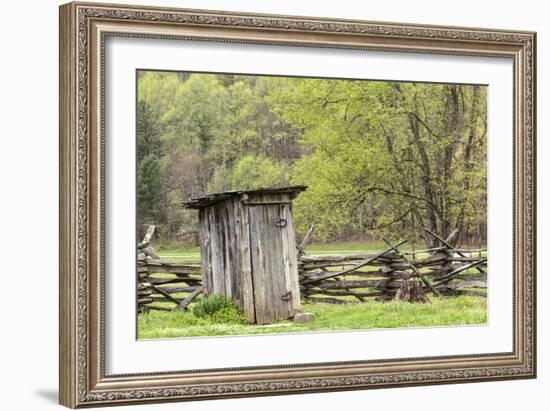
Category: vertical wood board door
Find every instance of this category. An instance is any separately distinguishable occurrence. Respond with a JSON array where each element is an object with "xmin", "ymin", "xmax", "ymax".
[{"xmin": 248, "ymin": 203, "xmax": 300, "ymax": 324}]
